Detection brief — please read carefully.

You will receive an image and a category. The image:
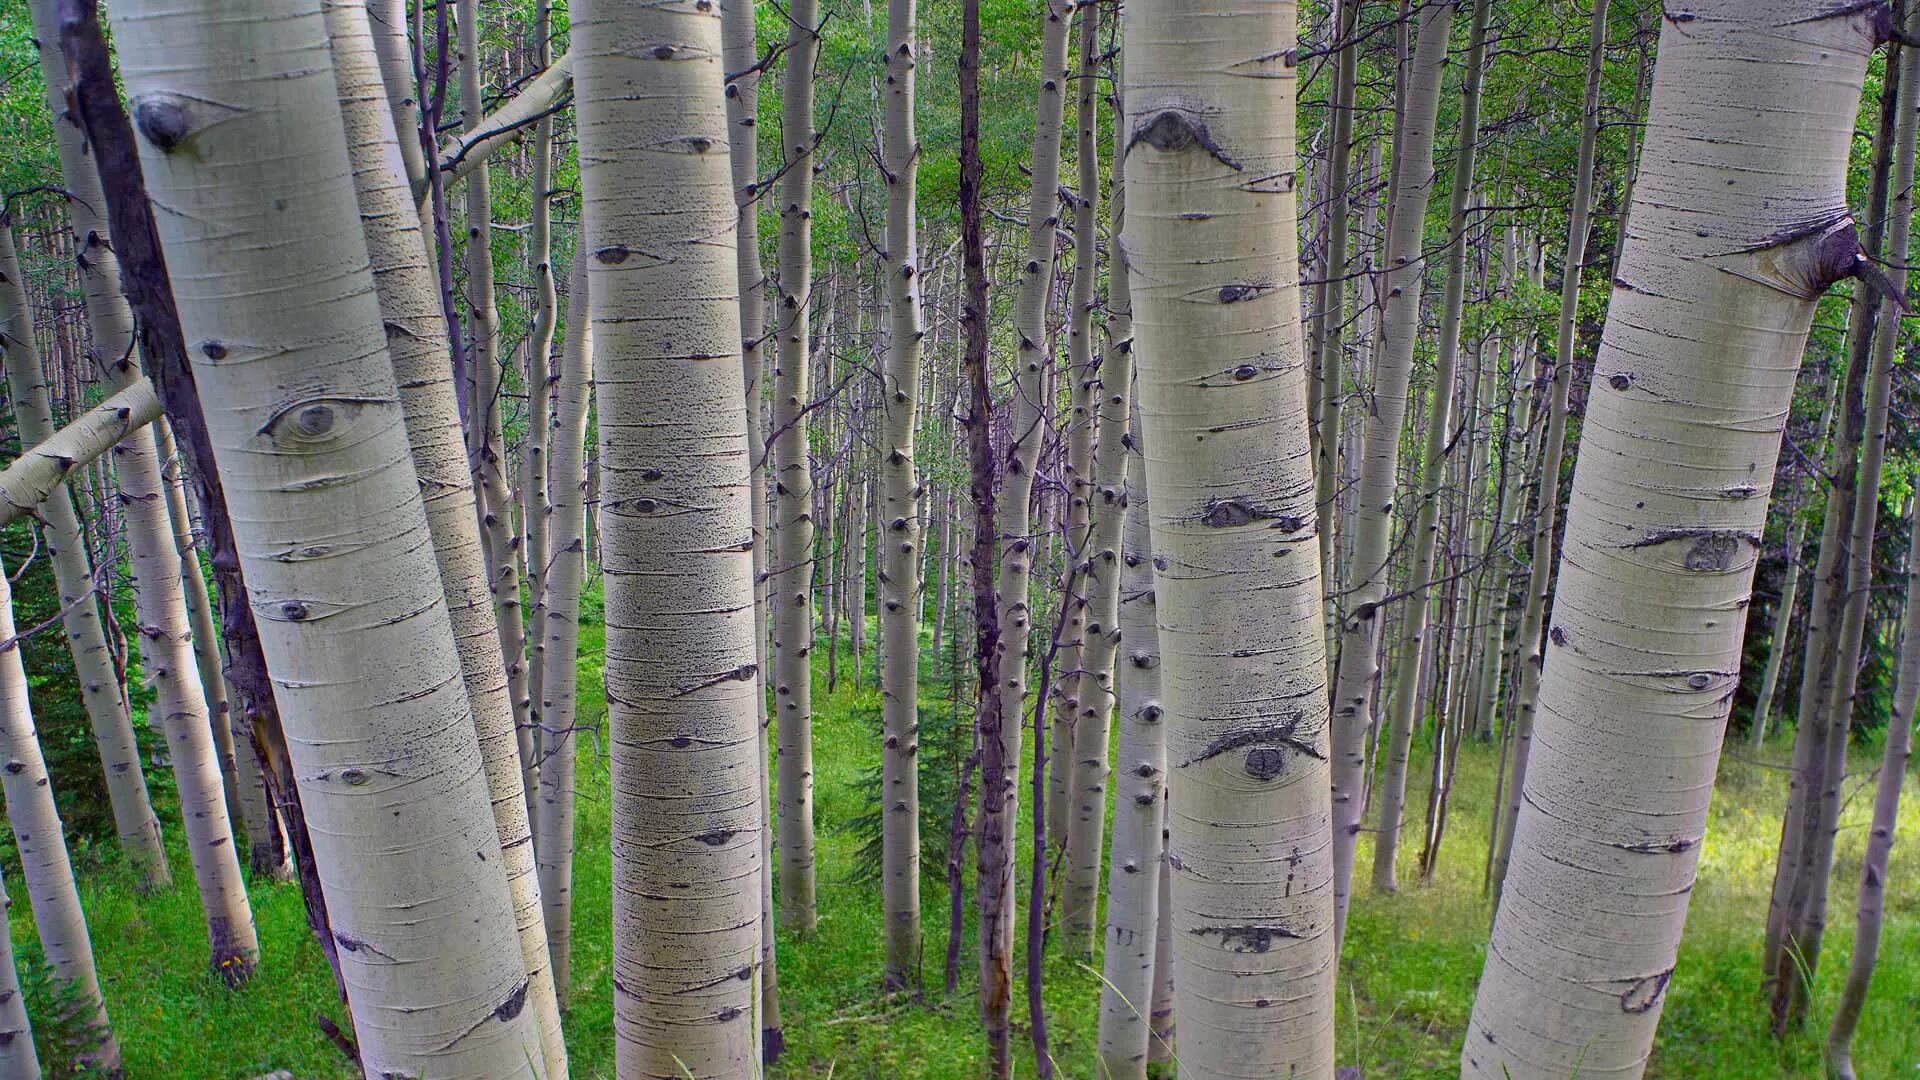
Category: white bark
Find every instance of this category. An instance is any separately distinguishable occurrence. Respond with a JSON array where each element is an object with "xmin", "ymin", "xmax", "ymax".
[{"xmin": 0, "ymin": 380, "xmax": 160, "ymax": 527}]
